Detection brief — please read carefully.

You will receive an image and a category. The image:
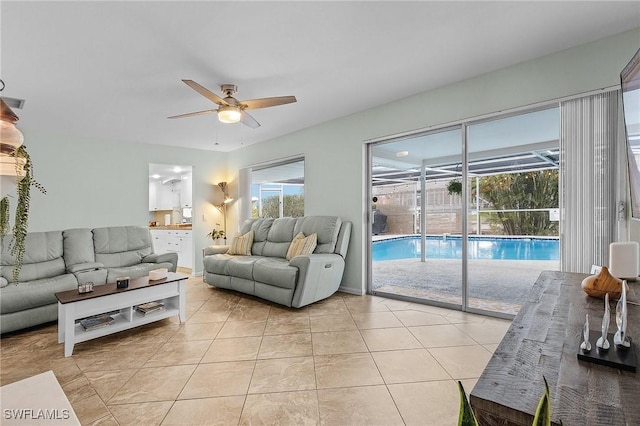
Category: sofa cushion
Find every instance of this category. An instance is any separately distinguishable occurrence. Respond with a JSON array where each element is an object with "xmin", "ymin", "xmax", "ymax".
[
  {"xmin": 294, "ymin": 216, "xmax": 342, "ymax": 254},
  {"xmin": 253, "ymin": 257, "xmax": 298, "ymax": 290},
  {"xmin": 63, "ymin": 228, "xmax": 96, "ymax": 268},
  {"xmin": 1, "ymin": 231, "xmax": 66, "ymax": 283},
  {"xmin": 246, "ymin": 218, "xmax": 274, "ymax": 256},
  {"xmin": 93, "ymin": 226, "xmax": 153, "ymax": 268},
  {"xmin": 227, "ymin": 256, "xmax": 261, "ymax": 281},
  {"xmin": 262, "ymin": 217, "xmax": 297, "ymax": 258},
  {"xmin": 0, "ymin": 273, "xmax": 77, "ymax": 314},
  {"xmin": 286, "ymin": 232, "xmax": 318, "ymax": 260},
  {"xmin": 204, "ymin": 254, "xmax": 234, "ymax": 275},
  {"xmin": 228, "ymin": 230, "xmax": 254, "ymax": 255}
]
